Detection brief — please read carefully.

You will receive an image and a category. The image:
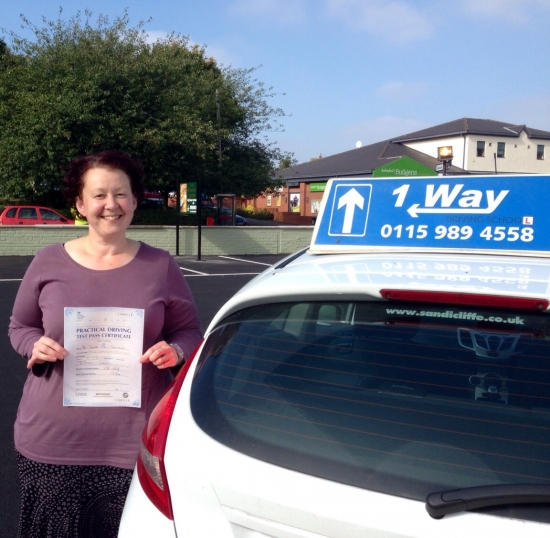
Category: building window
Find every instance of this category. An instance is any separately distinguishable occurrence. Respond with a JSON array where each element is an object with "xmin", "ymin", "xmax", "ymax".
[
  {"xmin": 537, "ymin": 145, "xmax": 545, "ymax": 160},
  {"xmin": 497, "ymin": 142, "xmax": 506, "ymax": 158},
  {"xmin": 476, "ymin": 141, "xmax": 485, "ymax": 157}
]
